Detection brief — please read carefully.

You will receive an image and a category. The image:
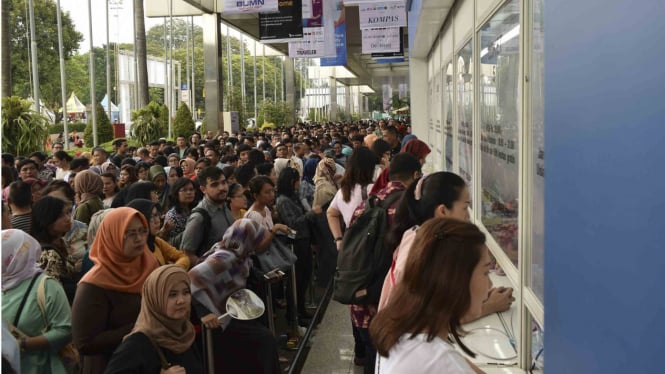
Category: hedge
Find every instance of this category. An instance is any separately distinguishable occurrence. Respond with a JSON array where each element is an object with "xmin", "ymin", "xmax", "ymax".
[{"xmin": 48, "ymin": 122, "xmax": 87, "ymax": 134}]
